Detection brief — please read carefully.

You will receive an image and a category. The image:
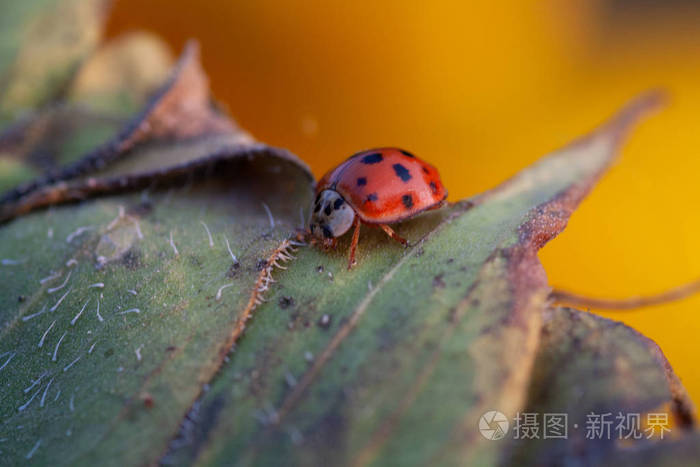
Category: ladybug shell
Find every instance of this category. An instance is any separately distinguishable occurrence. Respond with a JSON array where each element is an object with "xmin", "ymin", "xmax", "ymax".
[{"xmin": 316, "ymin": 148, "xmax": 447, "ymax": 224}]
